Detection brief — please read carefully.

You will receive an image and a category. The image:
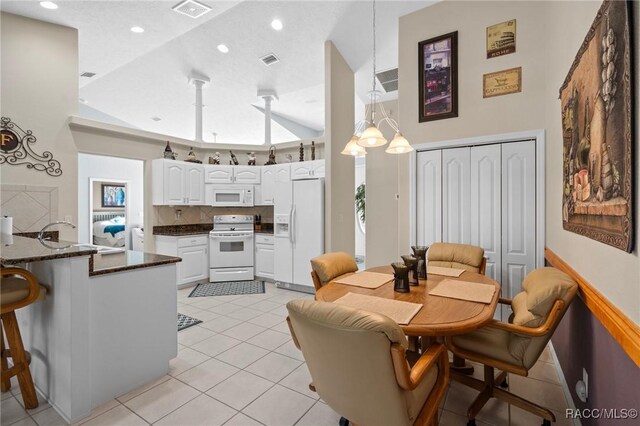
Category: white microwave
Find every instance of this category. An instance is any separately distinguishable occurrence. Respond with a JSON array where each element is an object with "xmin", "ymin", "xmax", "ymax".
[{"xmin": 205, "ymin": 185, "xmax": 254, "ymax": 207}]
